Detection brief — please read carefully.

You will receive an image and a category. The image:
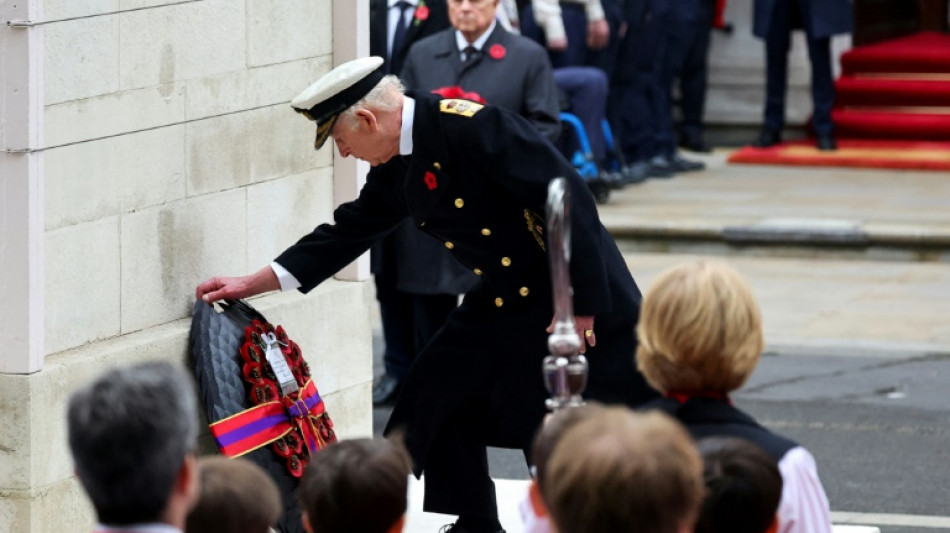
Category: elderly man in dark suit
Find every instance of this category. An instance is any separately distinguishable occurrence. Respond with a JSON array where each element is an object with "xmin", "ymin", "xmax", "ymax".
[
  {"xmin": 370, "ymin": 0, "xmax": 452, "ymax": 407},
  {"xmin": 197, "ymin": 57, "xmax": 657, "ymax": 533},
  {"xmin": 401, "ymin": 0, "xmax": 561, "ymax": 141},
  {"xmin": 754, "ymin": 0, "xmax": 853, "ymax": 150}
]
